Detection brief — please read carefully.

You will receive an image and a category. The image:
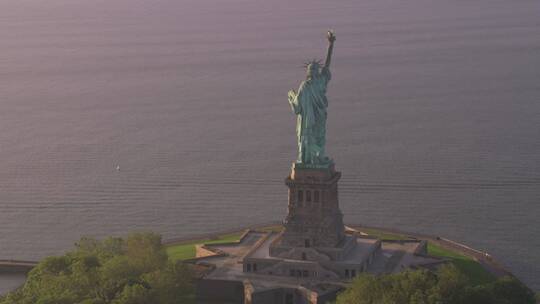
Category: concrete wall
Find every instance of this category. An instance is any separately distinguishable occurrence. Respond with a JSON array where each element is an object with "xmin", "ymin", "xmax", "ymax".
[
  {"xmin": 248, "ymin": 287, "xmax": 314, "ymax": 304},
  {"xmin": 250, "ymin": 288, "xmax": 285, "ymax": 304},
  {"xmin": 197, "ymin": 278, "xmax": 341, "ymax": 304},
  {"xmin": 0, "ymin": 260, "xmax": 36, "ymax": 274},
  {"xmin": 196, "ymin": 278, "xmax": 244, "ymax": 304},
  {"xmin": 196, "ymin": 245, "xmax": 219, "ymax": 258},
  {"xmin": 414, "ymin": 240, "xmax": 428, "ymax": 255},
  {"xmin": 0, "ymin": 265, "xmax": 33, "ymax": 274},
  {"xmin": 243, "ymin": 257, "xmax": 281, "ymax": 274},
  {"xmin": 316, "ymin": 288, "xmax": 342, "ymax": 304}
]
